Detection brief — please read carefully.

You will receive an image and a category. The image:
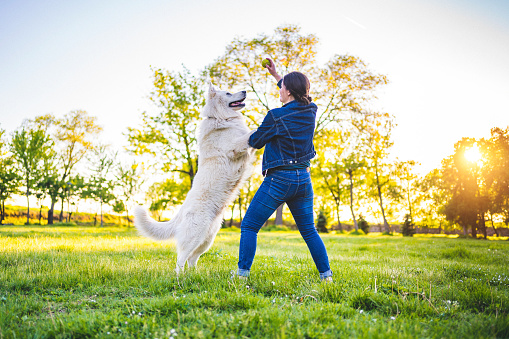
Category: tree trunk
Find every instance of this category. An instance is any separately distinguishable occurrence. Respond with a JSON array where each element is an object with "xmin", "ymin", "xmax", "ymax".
[
  {"xmin": 275, "ymin": 204, "xmax": 284, "ymax": 225},
  {"xmin": 48, "ymin": 200, "xmax": 56, "ymax": 225},
  {"xmin": 100, "ymin": 201, "xmax": 104, "ymax": 227},
  {"xmin": 480, "ymin": 213, "xmax": 487, "ymax": 239},
  {"xmin": 59, "ymin": 198, "xmax": 64, "ymax": 222},
  {"xmin": 335, "ymin": 201, "xmax": 343, "ymax": 232},
  {"xmin": 490, "ymin": 213, "xmax": 499, "ymax": 237},
  {"xmin": 463, "ymin": 224, "xmax": 468, "ymax": 236},
  {"xmin": 407, "ymin": 187, "xmax": 413, "ymax": 221},
  {"xmin": 238, "ymin": 197, "xmax": 243, "ymax": 223},
  {"xmin": 0, "ymin": 200, "xmax": 4, "ymax": 224},
  {"xmin": 348, "ymin": 171, "xmax": 358, "ymax": 231},
  {"xmin": 375, "ymin": 173, "xmax": 390, "ymax": 233},
  {"xmin": 39, "ymin": 205, "xmax": 43, "ymax": 225},
  {"xmin": 26, "ymin": 187, "xmax": 30, "ymax": 225},
  {"xmin": 67, "ymin": 197, "xmax": 71, "ymax": 223},
  {"xmin": 471, "ymin": 222, "xmax": 477, "ymax": 238},
  {"xmin": 94, "ymin": 212, "xmax": 97, "ymax": 227},
  {"xmin": 378, "ymin": 193, "xmax": 390, "ymax": 233},
  {"xmin": 229, "ymin": 201, "xmax": 235, "ymax": 227}
]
